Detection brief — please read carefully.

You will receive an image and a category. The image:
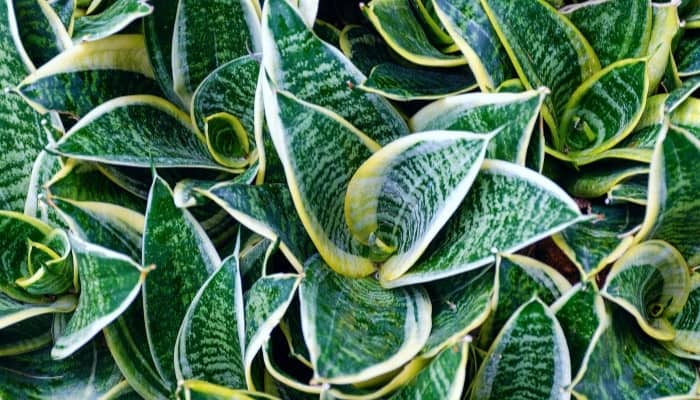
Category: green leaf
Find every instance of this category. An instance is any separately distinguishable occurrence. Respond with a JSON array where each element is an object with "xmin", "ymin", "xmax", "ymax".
[
  {"xmin": 664, "ymin": 76, "xmax": 700, "ymax": 113},
  {"xmin": 388, "ymin": 342, "xmax": 469, "ymax": 400},
  {"xmin": 314, "ymin": 20, "xmax": 340, "ymax": 47},
  {"xmin": 0, "ymin": 211, "xmax": 54, "ymax": 302},
  {"xmin": 677, "ymin": 31, "xmax": 700, "ymax": 77},
  {"xmin": 0, "ymin": 315, "xmax": 53, "ymax": 357},
  {"xmin": 383, "ymin": 160, "xmax": 585, "ymax": 287},
  {"xmin": 561, "ymin": 0, "xmax": 652, "ymax": 67},
  {"xmin": 573, "ymin": 305, "xmax": 699, "ymax": 400},
  {"xmin": 558, "ymin": 58, "xmax": 648, "ymax": 157},
  {"xmin": 191, "ymin": 54, "xmax": 260, "ymax": 148},
  {"xmin": 244, "ymin": 273, "xmax": 301, "ymax": 389},
  {"xmin": 262, "ymin": 0, "xmax": 409, "ymax": 145},
  {"xmin": 664, "ymin": 273, "xmax": 700, "ymax": 360},
  {"xmin": 172, "ymin": 0, "xmax": 261, "ymax": 105},
  {"xmin": 359, "ymin": 63, "xmax": 476, "ymax": 101},
  {"xmin": 635, "ymin": 126, "xmax": 700, "ymax": 265},
  {"xmin": 606, "ymin": 180, "xmax": 648, "ymax": 206},
  {"xmin": 345, "ymin": 130, "xmax": 493, "ymax": 280},
  {"xmin": 0, "ymin": 292, "xmax": 75, "ymax": 329},
  {"xmin": 177, "ymin": 380, "xmax": 279, "ymax": 400},
  {"xmin": 0, "ymin": 0, "xmax": 49, "ymax": 213},
  {"xmin": 263, "ymin": 85, "xmax": 378, "ymax": 277},
  {"xmin": 199, "ymin": 182, "xmax": 315, "ymax": 272},
  {"xmin": 17, "ymin": 34, "xmax": 161, "ymax": 117},
  {"xmin": 410, "ymin": 89, "xmax": 547, "ymax": 165},
  {"xmin": 551, "ymin": 282, "xmax": 607, "ymax": 386},
  {"xmin": 13, "ymin": 0, "xmax": 71, "ymax": 68},
  {"xmin": 470, "ymin": 298, "xmax": 571, "ymax": 400},
  {"xmin": 362, "ymin": 0, "xmax": 466, "ymax": 67},
  {"xmin": 647, "ymin": 2, "xmax": 680, "ymax": 91},
  {"xmin": 602, "ymin": 240, "xmax": 691, "ymax": 341},
  {"xmin": 175, "ymin": 255, "xmax": 246, "ymax": 389},
  {"xmin": 262, "ymin": 338, "xmax": 322, "ymax": 396},
  {"xmin": 553, "ymin": 203, "xmax": 645, "ymax": 277},
  {"xmin": 143, "ymin": 176, "xmax": 219, "ymax": 385},
  {"xmin": 432, "ymin": 0, "xmax": 515, "ymax": 90},
  {"xmin": 299, "ymin": 255, "xmax": 431, "ymax": 385},
  {"xmin": 51, "ymin": 0, "xmax": 75, "ymax": 30},
  {"xmin": 0, "ymin": 340, "xmax": 125, "ymax": 399},
  {"xmin": 410, "ymin": 0, "xmax": 454, "ymax": 49},
  {"xmin": 52, "ymin": 236, "xmax": 150, "ymax": 359},
  {"xmin": 51, "ymin": 95, "xmax": 234, "ymax": 172},
  {"xmin": 422, "ymin": 264, "xmax": 495, "ymax": 358},
  {"xmin": 72, "ymin": 0, "xmax": 153, "ymax": 43},
  {"xmin": 16, "ymin": 229, "xmax": 75, "ymax": 296},
  {"xmin": 143, "ymin": 0, "xmax": 181, "ymax": 106},
  {"xmin": 481, "ymin": 0, "xmax": 600, "ymax": 142},
  {"xmin": 338, "ymin": 25, "xmax": 395, "ymax": 76},
  {"xmin": 565, "ymin": 162, "xmax": 649, "ymax": 199}
]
